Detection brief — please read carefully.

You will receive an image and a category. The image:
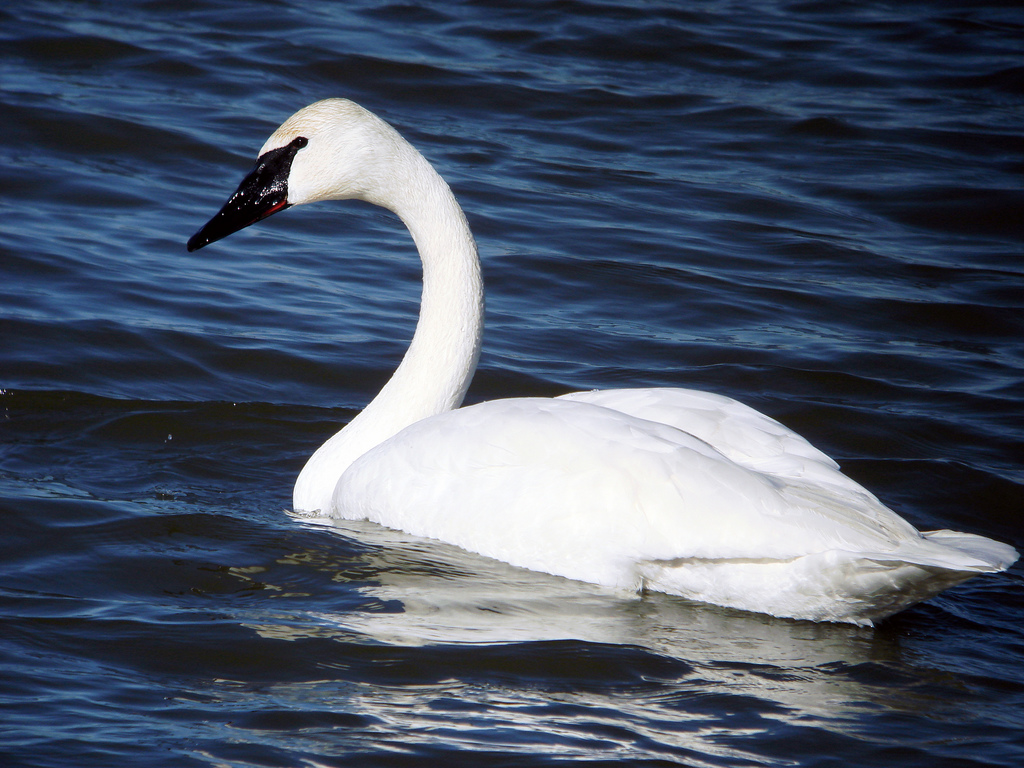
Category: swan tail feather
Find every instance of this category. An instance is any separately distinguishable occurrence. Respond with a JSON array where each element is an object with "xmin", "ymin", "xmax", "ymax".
[
  {"xmin": 638, "ymin": 534, "xmax": 1017, "ymax": 625},
  {"xmin": 918, "ymin": 529, "xmax": 1018, "ymax": 572}
]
